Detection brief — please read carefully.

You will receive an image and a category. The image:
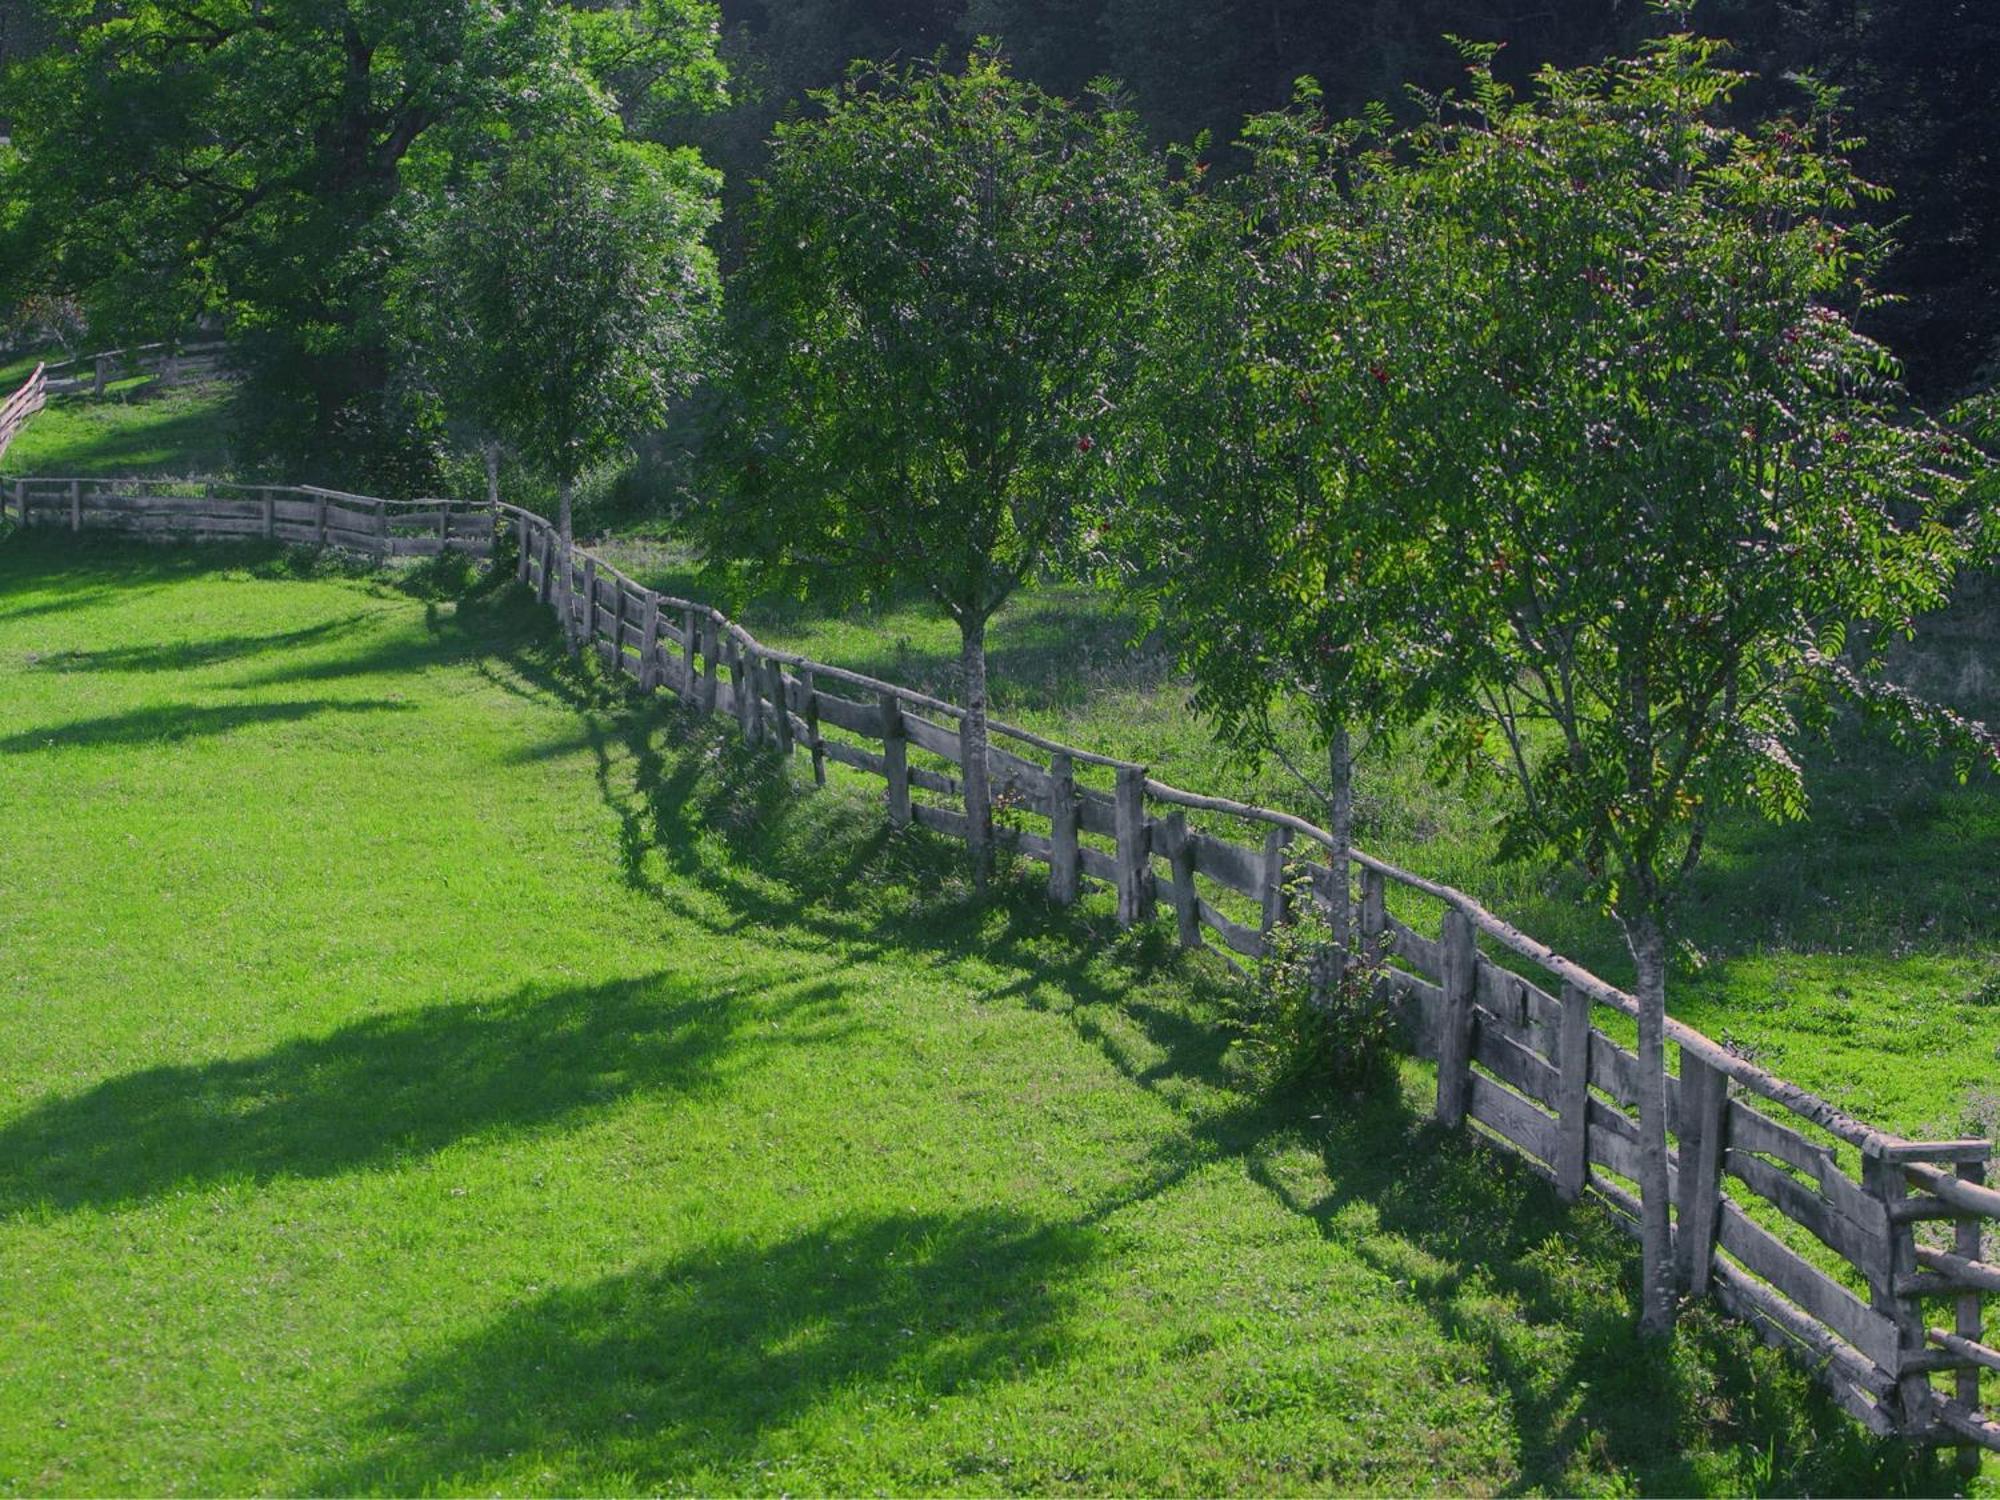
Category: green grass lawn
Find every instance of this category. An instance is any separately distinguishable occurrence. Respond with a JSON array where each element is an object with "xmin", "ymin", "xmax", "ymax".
[{"xmin": 4, "ymin": 533, "xmax": 1982, "ymax": 1496}]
